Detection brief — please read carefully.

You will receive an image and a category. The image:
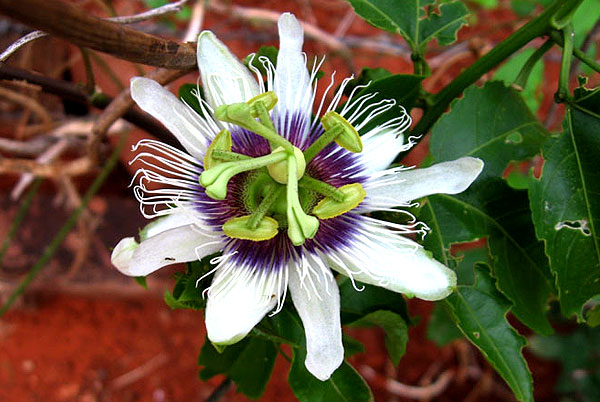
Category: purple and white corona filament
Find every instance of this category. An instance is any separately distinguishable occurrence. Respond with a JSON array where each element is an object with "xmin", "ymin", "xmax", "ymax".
[{"xmin": 111, "ymin": 13, "xmax": 483, "ymax": 381}]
